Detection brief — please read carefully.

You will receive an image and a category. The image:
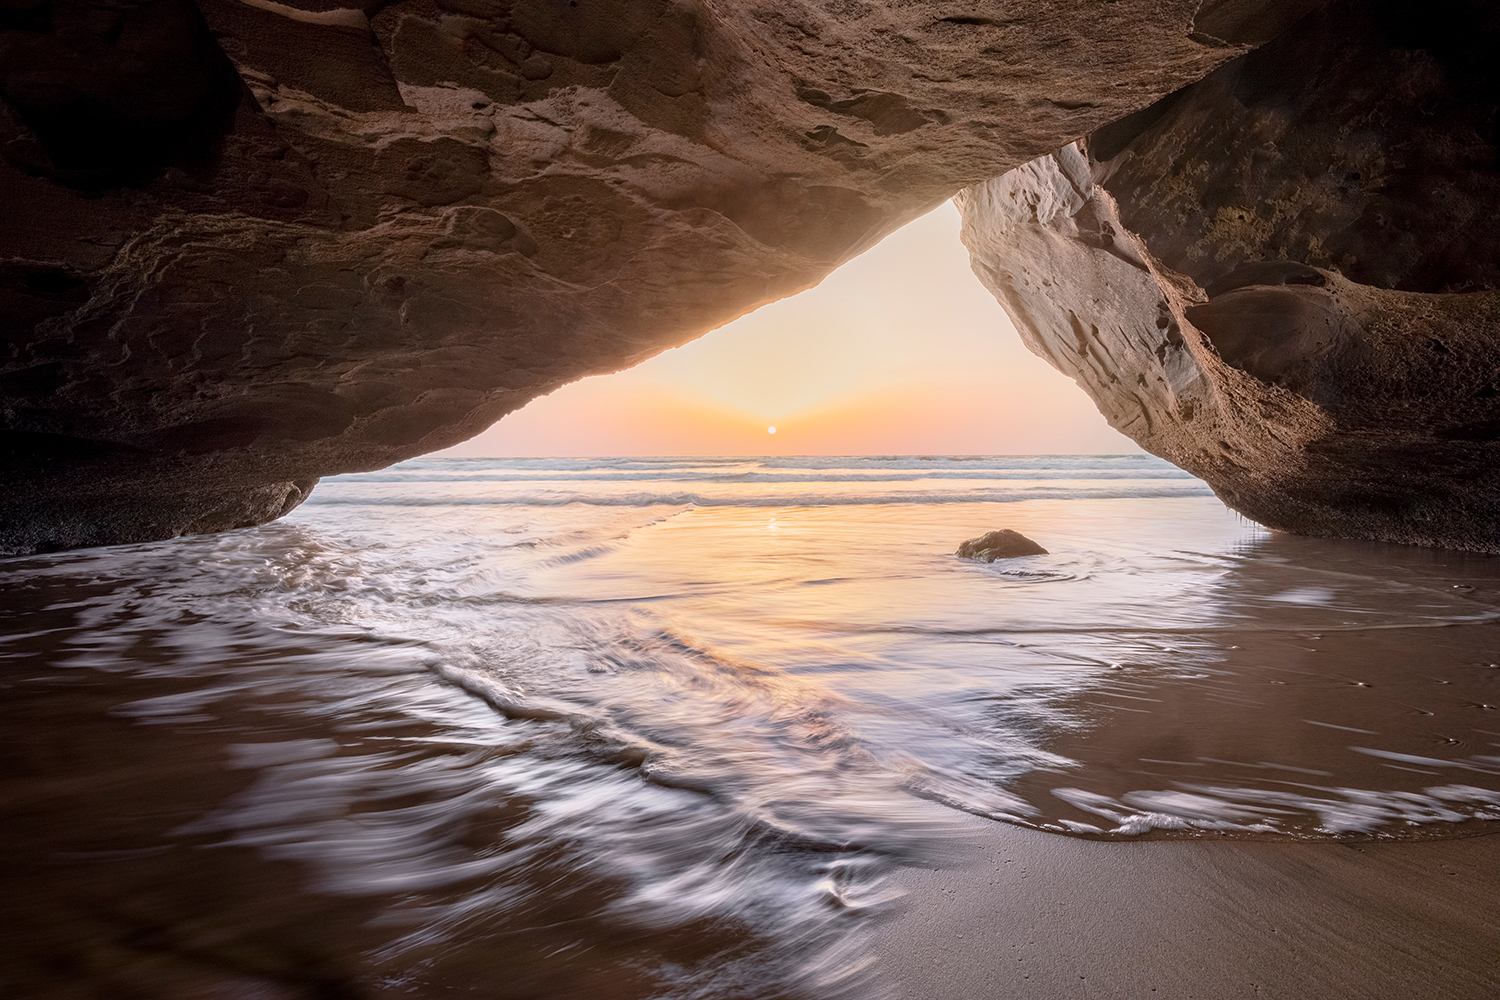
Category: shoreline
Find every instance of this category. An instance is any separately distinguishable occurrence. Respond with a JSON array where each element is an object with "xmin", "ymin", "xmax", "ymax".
[
  {"xmin": 8, "ymin": 480, "xmax": 1500, "ymax": 999},
  {"xmin": 877, "ymin": 810, "xmax": 1500, "ymax": 999}
]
